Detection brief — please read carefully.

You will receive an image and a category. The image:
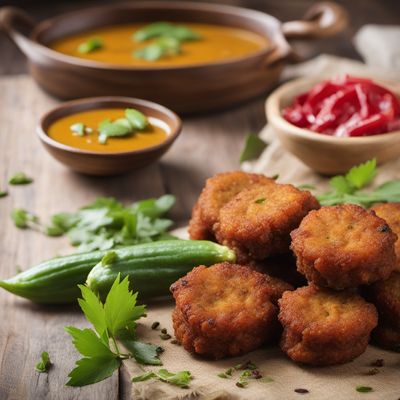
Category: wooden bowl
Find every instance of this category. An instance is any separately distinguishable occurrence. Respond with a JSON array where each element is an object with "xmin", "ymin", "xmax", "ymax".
[
  {"xmin": 266, "ymin": 77, "xmax": 400, "ymax": 175},
  {"xmin": 0, "ymin": 2, "xmax": 347, "ymax": 114},
  {"xmin": 37, "ymin": 97, "xmax": 182, "ymax": 176}
]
